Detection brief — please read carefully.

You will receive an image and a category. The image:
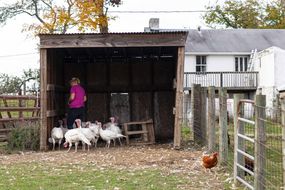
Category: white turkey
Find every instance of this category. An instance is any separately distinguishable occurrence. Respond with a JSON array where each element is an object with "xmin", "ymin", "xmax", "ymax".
[
  {"xmin": 63, "ymin": 119, "xmax": 91, "ymax": 152},
  {"xmin": 99, "ymin": 122, "xmax": 126, "ymax": 148},
  {"xmin": 81, "ymin": 121, "xmax": 100, "ymax": 151},
  {"xmin": 104, "ymin": 117, "xmax": 123, "ymax": 146},
  {"xmin": 48, "ymin": 120, "xmax": 67, "ymax": 151}
]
